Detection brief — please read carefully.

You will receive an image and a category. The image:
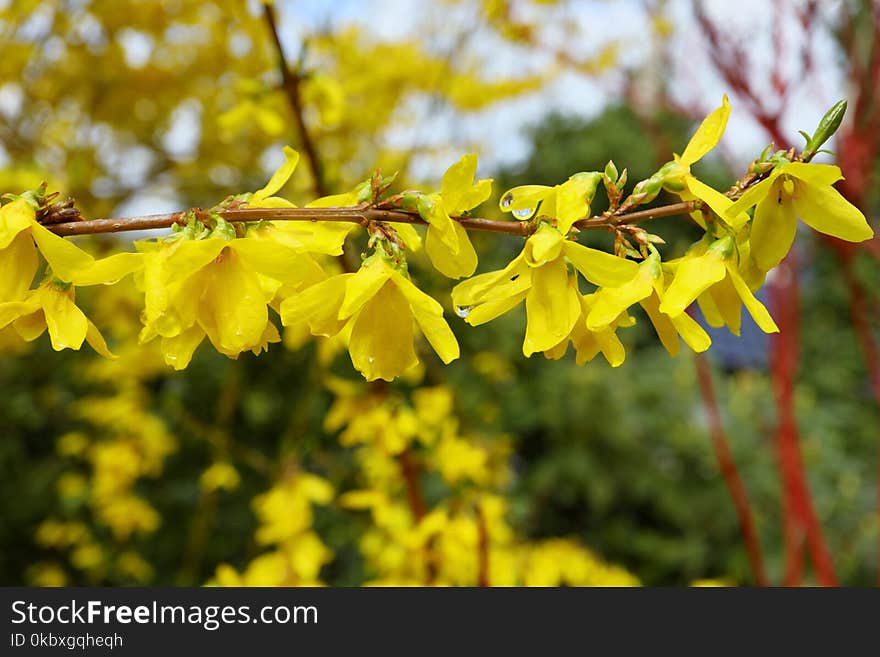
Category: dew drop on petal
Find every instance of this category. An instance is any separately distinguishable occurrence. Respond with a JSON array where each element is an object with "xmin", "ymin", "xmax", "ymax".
[
  {"xmin": 500, "ymin": 192, "xmax": 514, "ymax": 210},
  {"xmin": 512, "ymin": 207, "xmax": 534, "ymax": 220},
  {"xmin": 455, "ymin": 305, "xmax": 472, "ymax": 319}
]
